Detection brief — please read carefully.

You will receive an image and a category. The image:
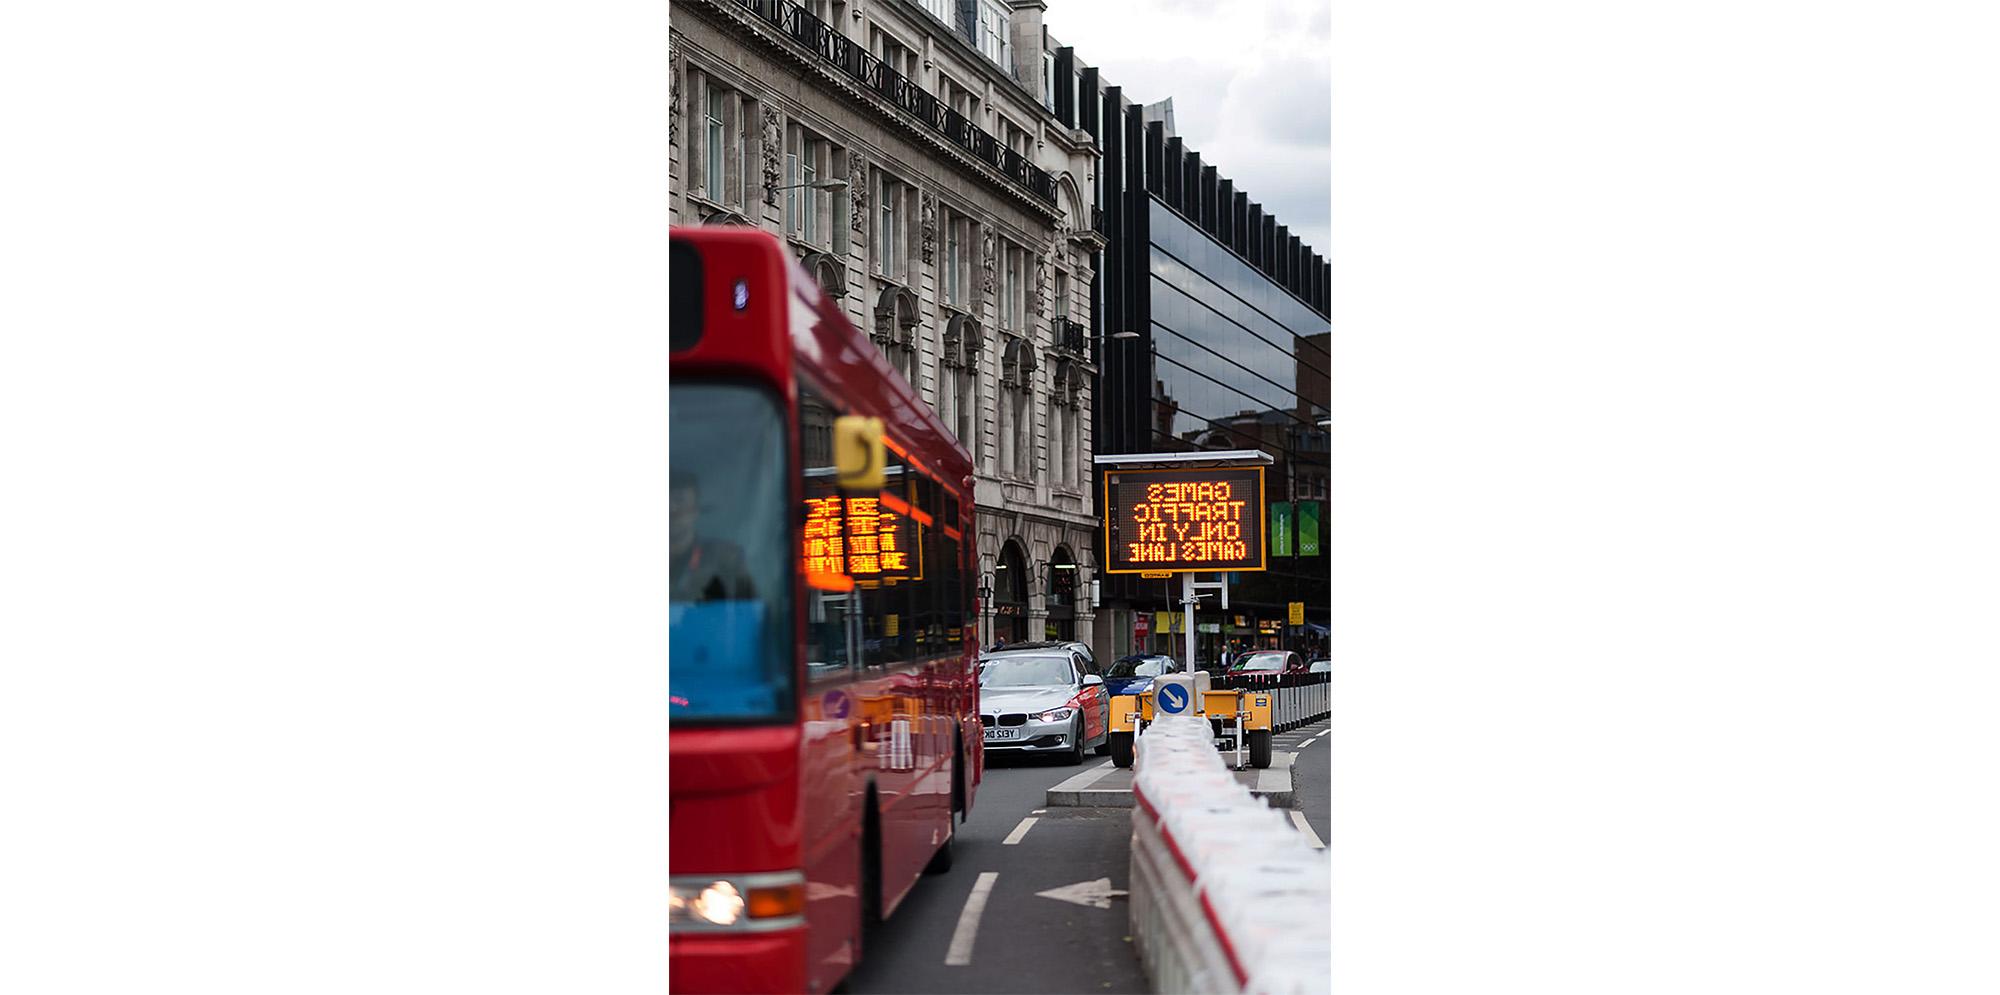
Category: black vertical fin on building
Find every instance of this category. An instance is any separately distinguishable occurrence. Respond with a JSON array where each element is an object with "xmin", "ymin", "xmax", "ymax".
[
  {"xmin": 1164, "ymin": 137, "xmax": 1184, "ymax": 209},
  {"xmin": 1122, "ymin": 98, "xmax": 1149, "ymax": 455},
  {"xmin": 1080, "ymin": 68, "xmax": 1100, "ymax": 138},
  {"xmin": 1312, "ymin": 254, "xmax": 1327, "ymax": 315},
  {"xmin": 1246, "ymin": 202, "xmax": 1263, "ymax": 267},
  {"xmin": 1100, "ymin": 86, "xmax": 1124, "ymax": 456},
  {"xmin": 1144, "ymin": 121, "xmax": 1165, "ymax": 197},
  {"xmin": 1054, "ymin": 48, "xmax": 1074, "ymax": 127},
  {"xmin": 1181, "ymin": 151, "xmax": 1202, "ymax": 227},
  {"xmin": 1262, "ymin": 217, "xmax": 1277, "ymax": 278},
  {"xmin": 1289, "ymin": 234, "xmax": 1303, "ymax": 300},
  {"xmin": 1200, "ymin": 166, "xmax": 1218, "ymax": 234},
  {"xmin": 1215, "ymin": 178, "xmax": 1233, "ymax": 247},
  {"xmin": 1232, "ymin": 192, "xmax": 1249, "ymax": 256},
  {"xmin": 1273, "ymin": 224, "xmax": 1290, "ymax": 288}
]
